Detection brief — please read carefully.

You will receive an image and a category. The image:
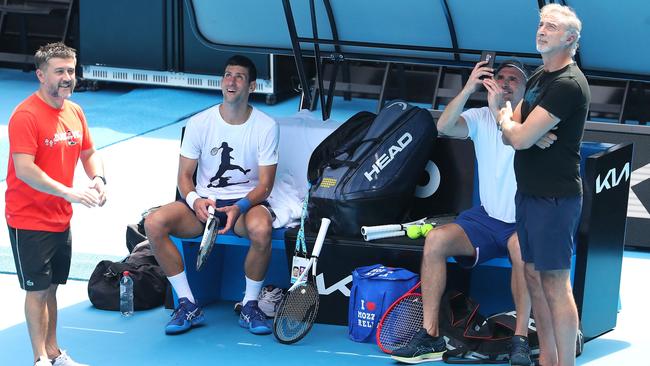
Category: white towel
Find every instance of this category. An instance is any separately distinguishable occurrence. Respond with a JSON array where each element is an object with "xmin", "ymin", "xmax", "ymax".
[{"xmin": 268, "ymin": 173, "xmax": 304, "ymax": 228}]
